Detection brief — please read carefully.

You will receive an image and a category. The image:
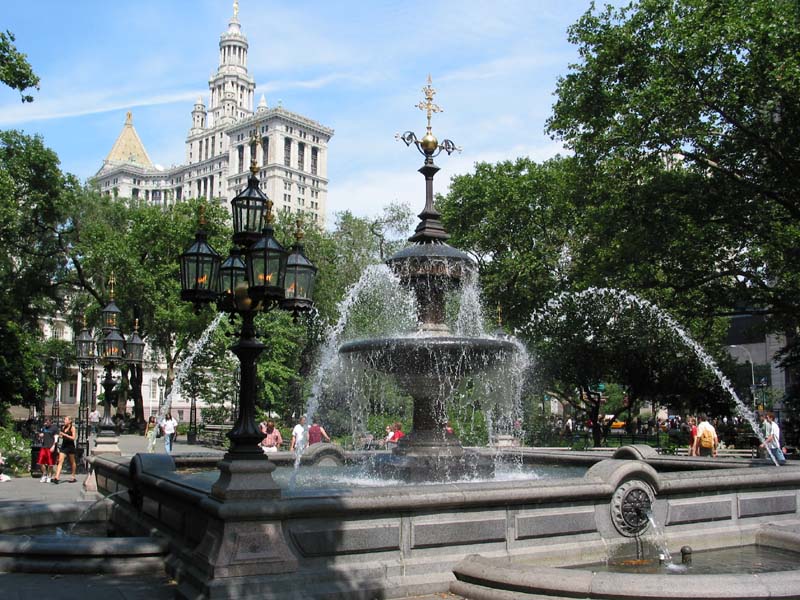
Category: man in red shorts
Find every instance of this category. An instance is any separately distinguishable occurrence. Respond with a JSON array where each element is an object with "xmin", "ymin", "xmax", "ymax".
[{"xmin": 37, "ymin": 418, "xmax": 58, "ymax": 483}]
